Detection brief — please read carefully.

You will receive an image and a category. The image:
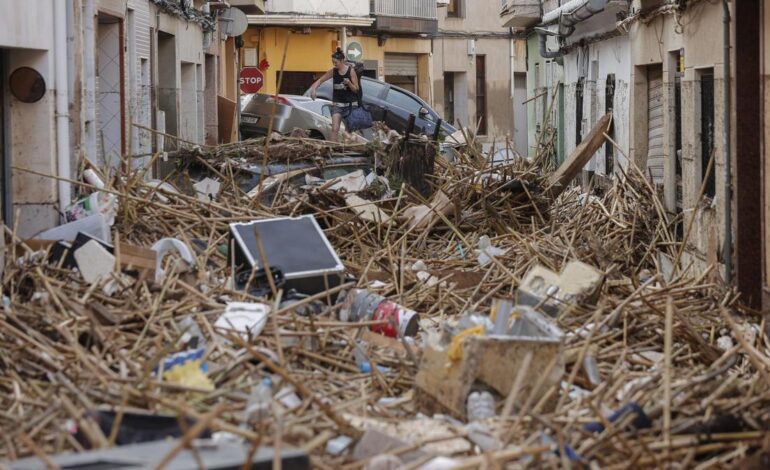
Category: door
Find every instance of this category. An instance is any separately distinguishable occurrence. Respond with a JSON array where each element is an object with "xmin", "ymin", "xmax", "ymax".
[
  {"xmin": 0, "ymin": 49, "xmax": 7, "ymax": 223},
  {"xmin": 513, "ymin": 73, "xmax": 528, "ymax": 157},
  {"xmin": 646, "ymin": 65, "xmax": 664, "ymax": 185},
  {"xmin": 444, "ymin": 72, "xmax": 455, "ymax": 127},
  {"xmin": 97, "ymin": 14, "xmax": 126, "ymax": 168},
  {"xmin": 278, "ymin": 72, "xmax": 317, "ymax": 96},
  {"xmin": 475, "ymin": 55, "xmax": 487, "ymax": 135},
  {"xmin": 700, "ymin": 70, "xmax": 716, "ymax": 198},
  {"xmin": 385, "ymin": 87, "xmax": 435, "ymax": 135},
  {"xmin": 605, "ymin": 74, "xmax": 616, "ymax": 175},
  {"xmin": 384, "ymin": 54, "xmax": 417, "ymax": 93}
]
